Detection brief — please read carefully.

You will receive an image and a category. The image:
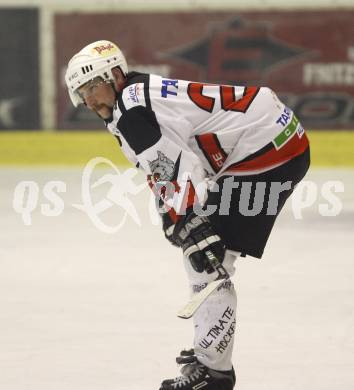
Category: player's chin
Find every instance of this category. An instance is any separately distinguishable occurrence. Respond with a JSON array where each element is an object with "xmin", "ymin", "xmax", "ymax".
[{"xmin": 95, "ymin": 106, "xmax": 114, "ymax": 120}]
